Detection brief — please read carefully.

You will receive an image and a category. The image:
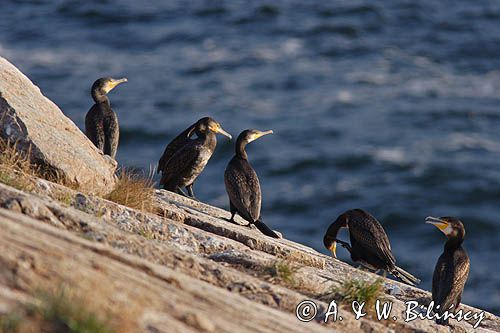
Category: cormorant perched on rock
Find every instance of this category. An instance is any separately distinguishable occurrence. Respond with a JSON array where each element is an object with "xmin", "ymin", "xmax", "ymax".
[
  {"xmin": 426, "ymin": 216, "xmax": 470, "ymax": 325},
  {"xmin": 157, "ymin": 120, "xmax": 198, "ymax": 196},
  {"xmin": 323, "ymin": 209, "xmax": 420, "ymax": 286},
  {"xmin": 85, "ymin": 77, "xmax": 127, "ymax": 159},
  {"xmin": 159, "ymin": 117, "xmax": 231, "ymax": 198},
  {"xmin": 224, "ymin": 129, "xmax": 279, "ymax": 238}
]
